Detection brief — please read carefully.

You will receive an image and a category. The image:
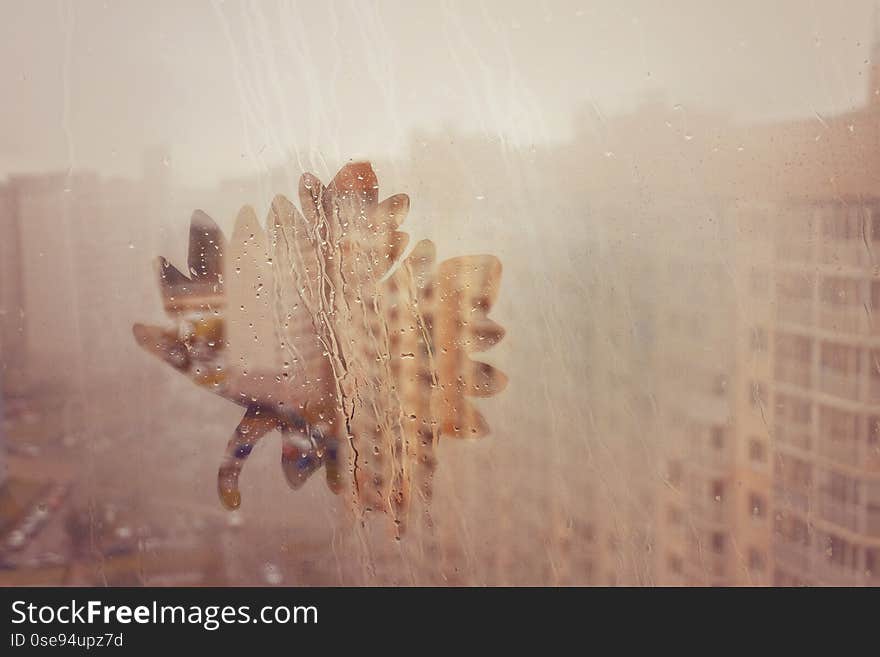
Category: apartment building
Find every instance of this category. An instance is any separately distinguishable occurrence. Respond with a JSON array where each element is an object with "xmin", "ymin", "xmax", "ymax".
[
  {"xmin": 578, "ymin": 29, "xmax": 880, "ymax": 585},
  {"xmin": 766, "ymin": 198, "xmax": 880, "ymax": 586}
]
